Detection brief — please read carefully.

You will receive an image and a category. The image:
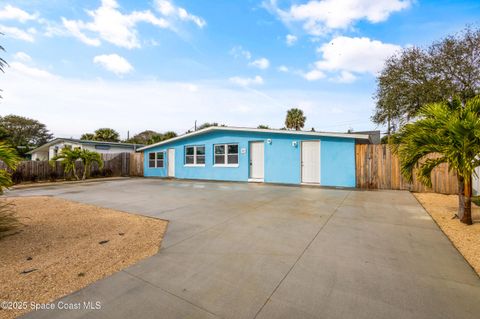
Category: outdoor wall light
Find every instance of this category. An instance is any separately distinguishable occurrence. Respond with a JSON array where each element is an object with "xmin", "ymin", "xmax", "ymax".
[
  {"xmin": 292, "ymin": 141, "xmax": 298, "ymax": 147},
  {"xmin": 266, "ymin": 139, "xmax": 272, "ymax": 144}
]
